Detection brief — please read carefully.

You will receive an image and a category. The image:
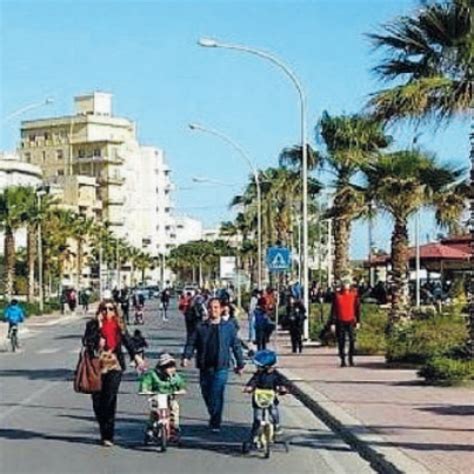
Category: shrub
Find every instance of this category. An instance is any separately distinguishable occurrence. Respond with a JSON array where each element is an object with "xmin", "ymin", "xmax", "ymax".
[
  {"xmin": 386, "ymin": 315, "xmax": 468, "ymax": 364},
  {"xmin": 356, "ymin": 305, "xmax": 388, "ymax": 355},
  {"xmin": 418, "ymin": 356, "xmax": 474, "ymax": 385}
]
